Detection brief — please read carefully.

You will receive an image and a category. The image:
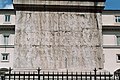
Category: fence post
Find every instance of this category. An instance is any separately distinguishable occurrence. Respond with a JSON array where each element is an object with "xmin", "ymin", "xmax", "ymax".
[
  {"xmin": 76, "ymin": 72, "xmax": 77, "ymax": 80},
  {"xmin": 0, "ymin": 73, "xmax": 4, "ymax": 80},
  {"xmin": 48, "ymin": 72, "xmax": 49, "ymax": 80},
  {"xmin": 9, "ymin": 67, "xmax": 12, "ymax": 80},
  {"xmin": 53, "ymin": 72, "xmax": 54, "ymax": 80},
  {"xmin": 1, "ymin": 75, "xmax": 5, "ymax": 80},
  {"xmin": 94, "ymin": 68, "xmax": 97, "ymax": 80},
  {"xmin": 67, "ymin": 70, "xmax": 68, "ymax": 80},
  {"xmin": 37, "ymin": 67, "xmax": 41, "ymax": 80}
]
